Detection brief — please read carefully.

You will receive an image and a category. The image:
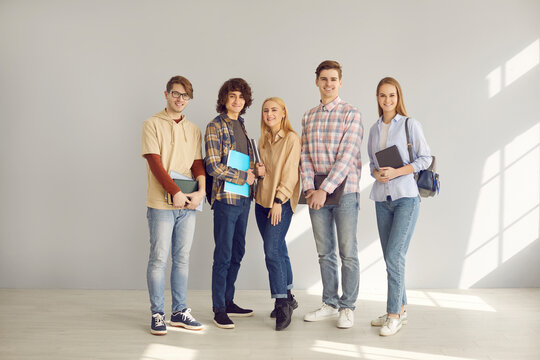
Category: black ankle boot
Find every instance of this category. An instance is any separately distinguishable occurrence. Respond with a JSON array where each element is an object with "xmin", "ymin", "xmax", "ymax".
[
  {"xmin": 275, "ymin": 299, "xmax": 293, "ymax": 331},
  {"xmin": 270, "ymin": 292, "xmax": 298, "ymax": 318}
]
